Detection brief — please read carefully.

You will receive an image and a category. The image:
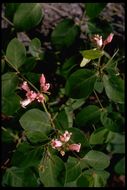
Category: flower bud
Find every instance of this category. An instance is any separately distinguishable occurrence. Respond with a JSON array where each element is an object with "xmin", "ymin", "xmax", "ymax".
[{"xmin": 103, "ymin": 33, "xmax": 114, "ymax": 46}]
